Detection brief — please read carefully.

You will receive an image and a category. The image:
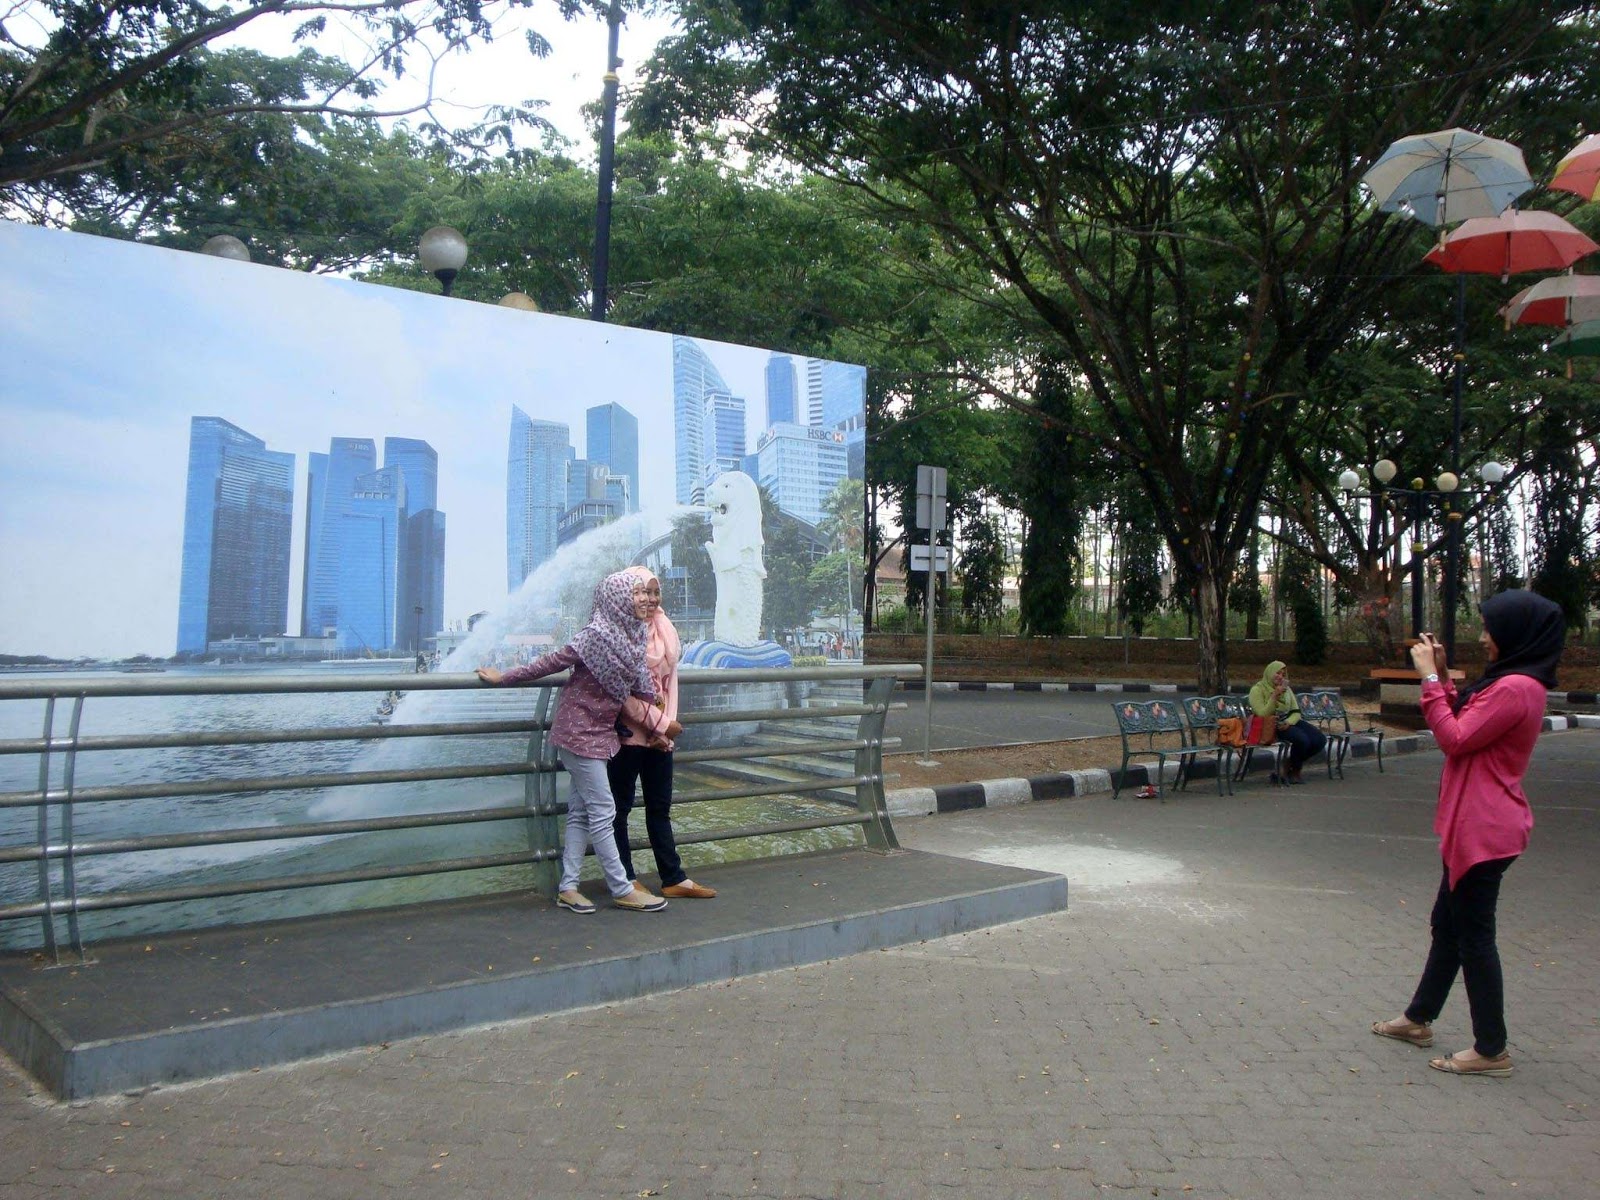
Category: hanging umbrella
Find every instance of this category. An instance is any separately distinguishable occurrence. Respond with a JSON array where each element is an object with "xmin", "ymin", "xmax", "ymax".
[
  {"xmin": 1500, "ymin": 274, "xmax": 1600, "ymax": 327},
  {"xmin": 1550, "ymin": 319, "xmax": 1600, "ymax": 358},
  {"xmin": 1423, "ymin": 210, "xmax": 1598, "ymax": 282},
  {"xmin": 1550, "ymin": 133, "xmax": 1600, "ymax": 200},
  {"xmin": 1362, "ymin": 127, "xmax": 1534, "ymax": 228}
]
